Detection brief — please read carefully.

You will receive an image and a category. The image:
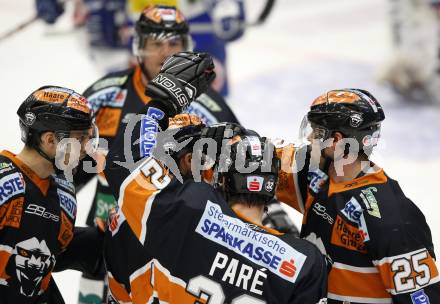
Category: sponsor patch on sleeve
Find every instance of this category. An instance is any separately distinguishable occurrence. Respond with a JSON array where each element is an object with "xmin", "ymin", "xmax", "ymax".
[
  {"xmin": 57, "ymin": 189, "xmax": 77, "ymax": 219},
  {"xmin": 53, "ymin": 176, "xmax": 75, "ymax": 193},
  {"xmin": 196, "ymin": 201, "xmax": 307, "ymax": 283},
  {"xmin": 0, "ymin": 172, "xmax": 25, "ymax": 206},
  {"xmin": 140, "ymin": 107, "xmax": 165, "ymax": 158},
  {"xmin": 92, "ymin": 76, "xmax": 128, "ymax": 91},
  {"xmin": 411, "ymin": 289, "xmax": 430, "ymax": 304}
]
